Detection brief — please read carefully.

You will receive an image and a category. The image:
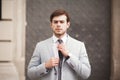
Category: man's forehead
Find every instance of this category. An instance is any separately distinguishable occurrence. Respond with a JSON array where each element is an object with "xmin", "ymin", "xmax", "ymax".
[{"xmin": 52, "ymin": 15, "xmax": 67, "ymax": 21}]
